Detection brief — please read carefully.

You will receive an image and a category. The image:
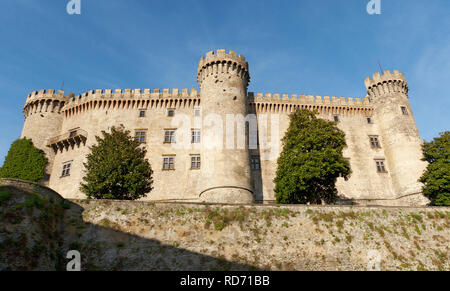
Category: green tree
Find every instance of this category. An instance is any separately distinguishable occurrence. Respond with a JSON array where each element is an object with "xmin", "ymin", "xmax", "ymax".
[
  {"xmin": 274, "ymin": 109, "xmax": 351, "ymax": 204},
  {"xmin": 0, "ymin": 138, "xmax": 48, "ymax": 182},
  {"xmin": 80, "ymin": 126, "xmax": 153, "ymax": 200},
  {"xmin": 419, "ymin": 131, "xmax": 450, "ymax": 206}
]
